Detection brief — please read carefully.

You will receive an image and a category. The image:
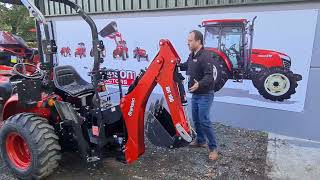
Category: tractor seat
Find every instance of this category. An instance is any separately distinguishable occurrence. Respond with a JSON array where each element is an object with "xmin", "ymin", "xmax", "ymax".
[{"xmin": 53, "ymin": 65, "xmax": 94, "ymax": 97}]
